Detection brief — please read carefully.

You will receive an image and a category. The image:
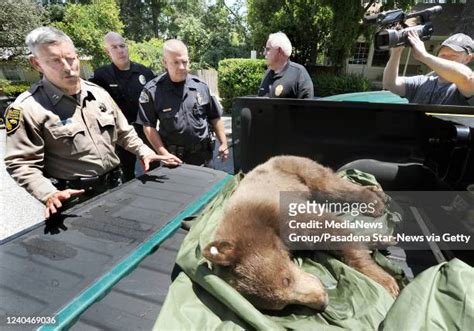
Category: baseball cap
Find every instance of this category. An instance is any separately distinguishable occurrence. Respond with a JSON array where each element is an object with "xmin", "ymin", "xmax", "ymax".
[{"xmin": 440, "ymin": 33, "xmax": 474, "ymax": 54}]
